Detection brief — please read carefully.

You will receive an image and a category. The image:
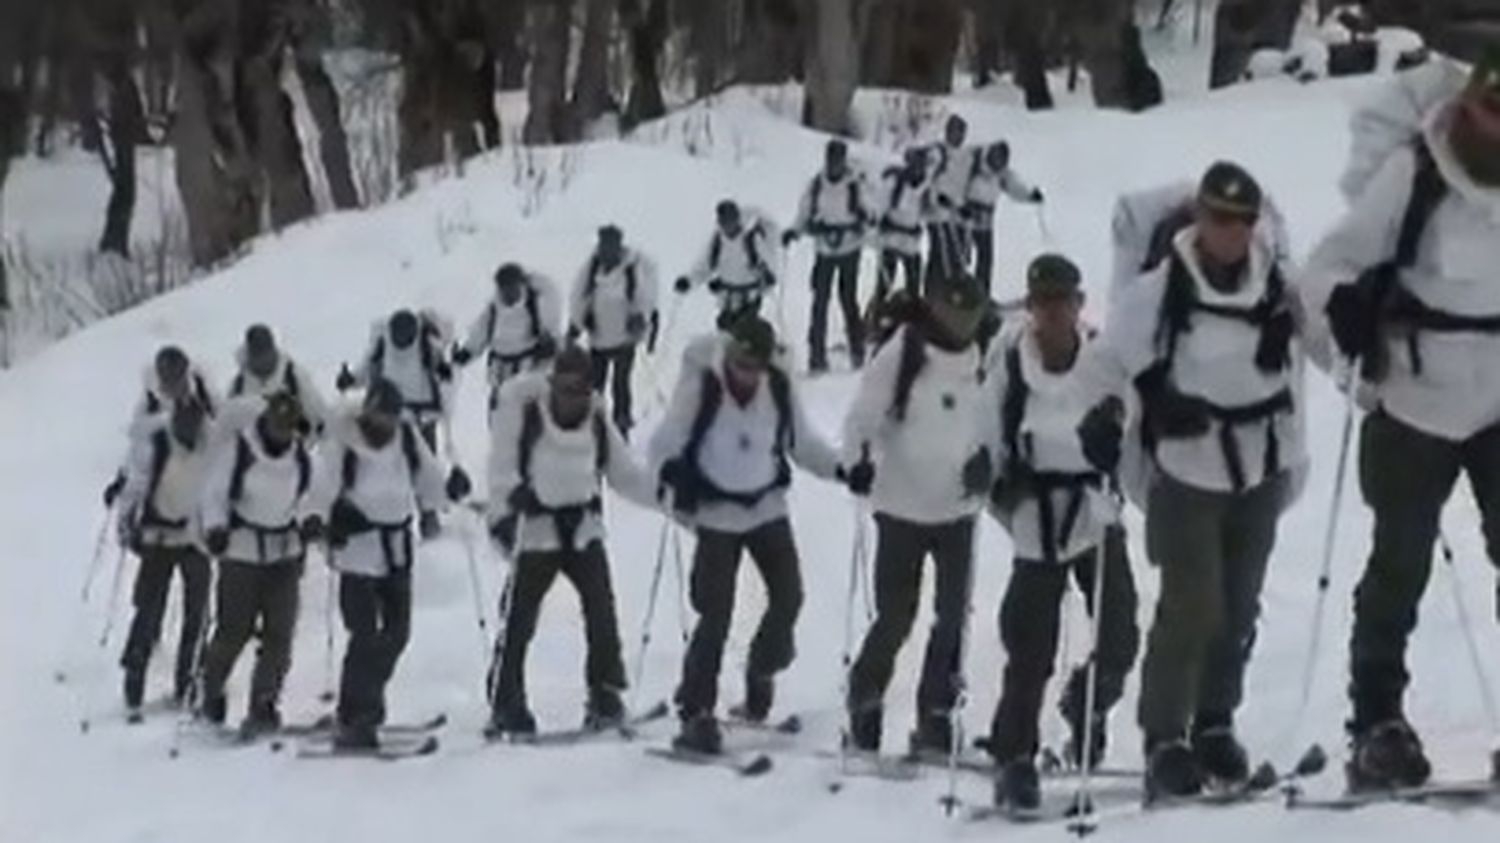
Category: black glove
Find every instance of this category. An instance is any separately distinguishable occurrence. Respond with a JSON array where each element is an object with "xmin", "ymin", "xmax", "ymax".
[
  {"xmin": 707, "ymin": 279, "xmax": 726, "ymax": 294},
  {"xmin": 624, "ymin": 313, "xmax": 646, "ymax": 340},
  {"xmin": 490, "ymin": 515, "xmax": 518, "ymax": 555},
  {"xmin": 1078, "ymin": 397, "xmax": 1126, "ymax": 474},
  {"xmin": 781, "ymin": 230, "xmax": 801, "ymax": 247},
  {"xmin": 1136, "ymin": 366, "xmax": 1211, "ymax": 440},
  {"xmin": 674, "ymin": 276, "xmax": 692, "ymax": 294},
  {"xmin": 659, "ymin": 458, "xmax": 701, "ymax": 514},
  {"xmin": 329, "ymin": 498, "xmax": 369, "ymax": 547},
  {"xmin": 1030, "ymin": 188, "xmax": 1045, "ymax": 204},
  {"xmin": 435, "ymin": 360, "xmax": 454, "ymax": 382},
  {"xmin": 842, "ymin": 460, "xmax": 875, "ymax": 497},
  {"xmin": 446, "ymin": 467, "xmax": 472, "ymax": 502},
  {"xmin": 760, "ymin": 270, "xmax": 777, "ymax": 289},
  {"xmin": 102, "ymin": 472, "xmax": 125, "ymax": 508},
  {"xmin": 533, "ymin": 333, "xmax": 558, "ymax": 361},
  {"xmin": 566, "ymin": 324, "xmax": 584, "ymax": 344},
  {"xmin": 1326, "ymin": 273, "xmax": 1383, "ymax": 361},
  {"xmin": 205, "ymin": 527, "xmax": 229, "ymax": 557},
  {"xmin": 335, "ymin": 364, "xmax": 356, "ymax": 393},
  {"xmin": 507, "ymin": 485, "xmax": 540, "ymax": 514},
  {"xmin": 300, "ymin": 516, "xmax": 326, "ymax": 543},
  {"xmin": 961, "ymin": 449, "xmax": 995, "ymax": 498},
  {"xmin": 452, "ymin": 344, "xmax": 474, "ymax": 366}
]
